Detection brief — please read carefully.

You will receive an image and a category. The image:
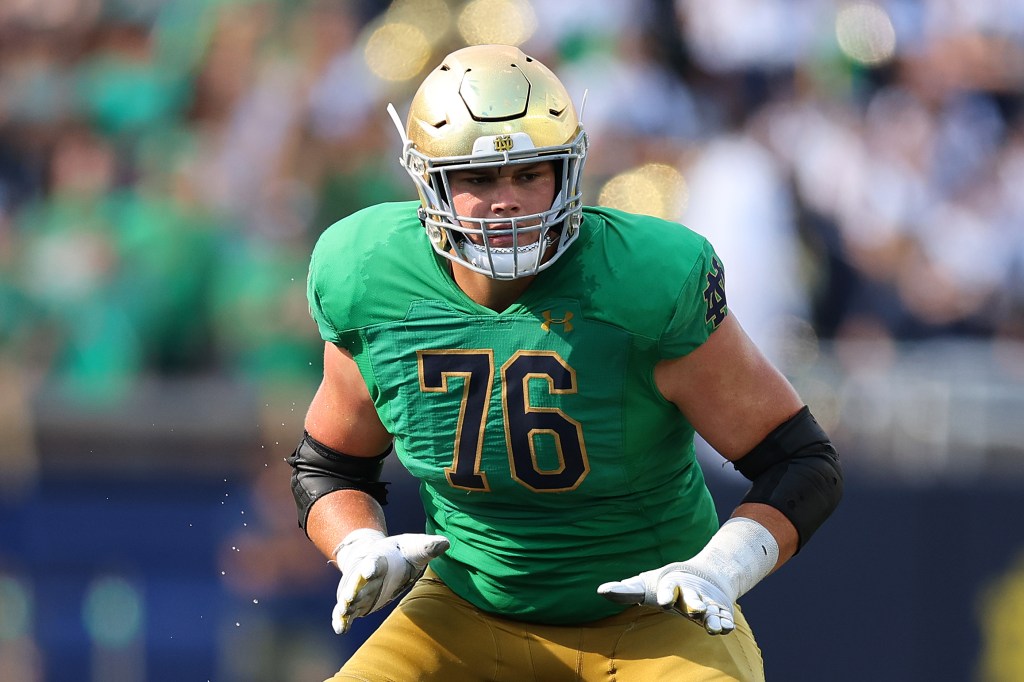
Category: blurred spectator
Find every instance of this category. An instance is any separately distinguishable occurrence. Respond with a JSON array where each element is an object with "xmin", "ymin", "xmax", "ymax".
[
  {"xmin": 13, "ymin": 127, "xmax": 142, "ymax": 403},
  {"xmin": 681, "ymin": 129, "xmax": 806, "ymax": 366}
]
